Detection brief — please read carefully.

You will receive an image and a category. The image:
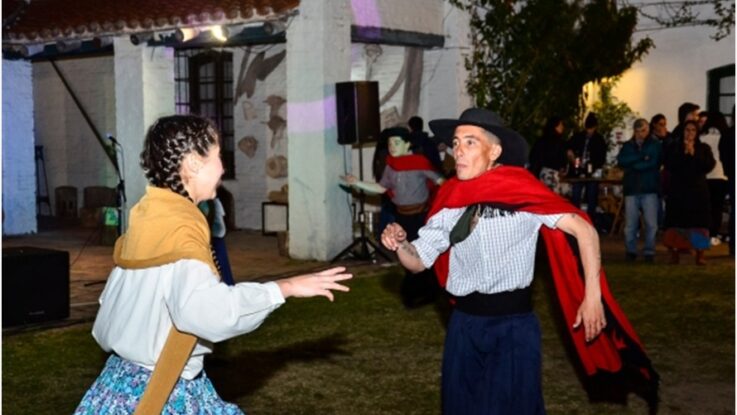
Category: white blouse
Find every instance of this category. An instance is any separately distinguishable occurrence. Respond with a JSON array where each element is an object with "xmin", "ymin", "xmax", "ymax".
[{"xmin": 92, "ymin": 259, "xmax": 285, "ymax": 379}]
